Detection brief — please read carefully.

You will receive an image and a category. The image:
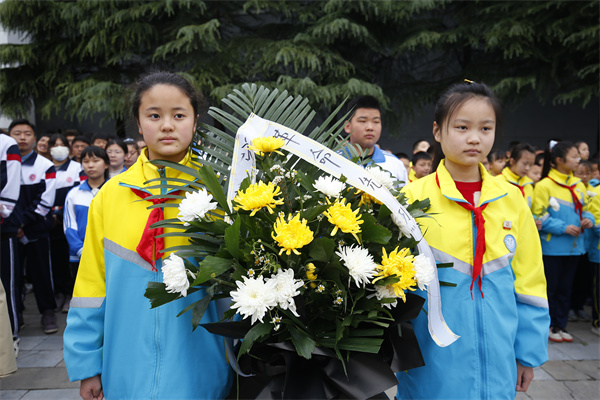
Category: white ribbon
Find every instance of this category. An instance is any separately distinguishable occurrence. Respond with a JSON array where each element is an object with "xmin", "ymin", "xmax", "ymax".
[{"xmin": 227, "ymin": 114, "xmax": 458, "ymax": 347}]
